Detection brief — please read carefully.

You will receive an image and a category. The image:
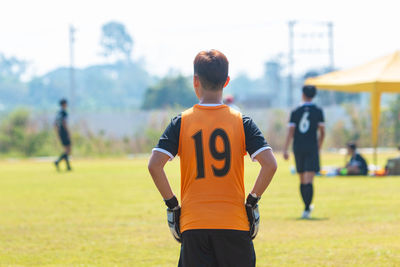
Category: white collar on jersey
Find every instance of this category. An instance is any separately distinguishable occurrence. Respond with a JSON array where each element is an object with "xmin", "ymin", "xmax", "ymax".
[
  {"xmin": 198, "ymin": 102, "xmax": 224, "ymax": 107},
  {"xmin": 302, "ymin": 101, "xmax": 314, "ymax": 106}
]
